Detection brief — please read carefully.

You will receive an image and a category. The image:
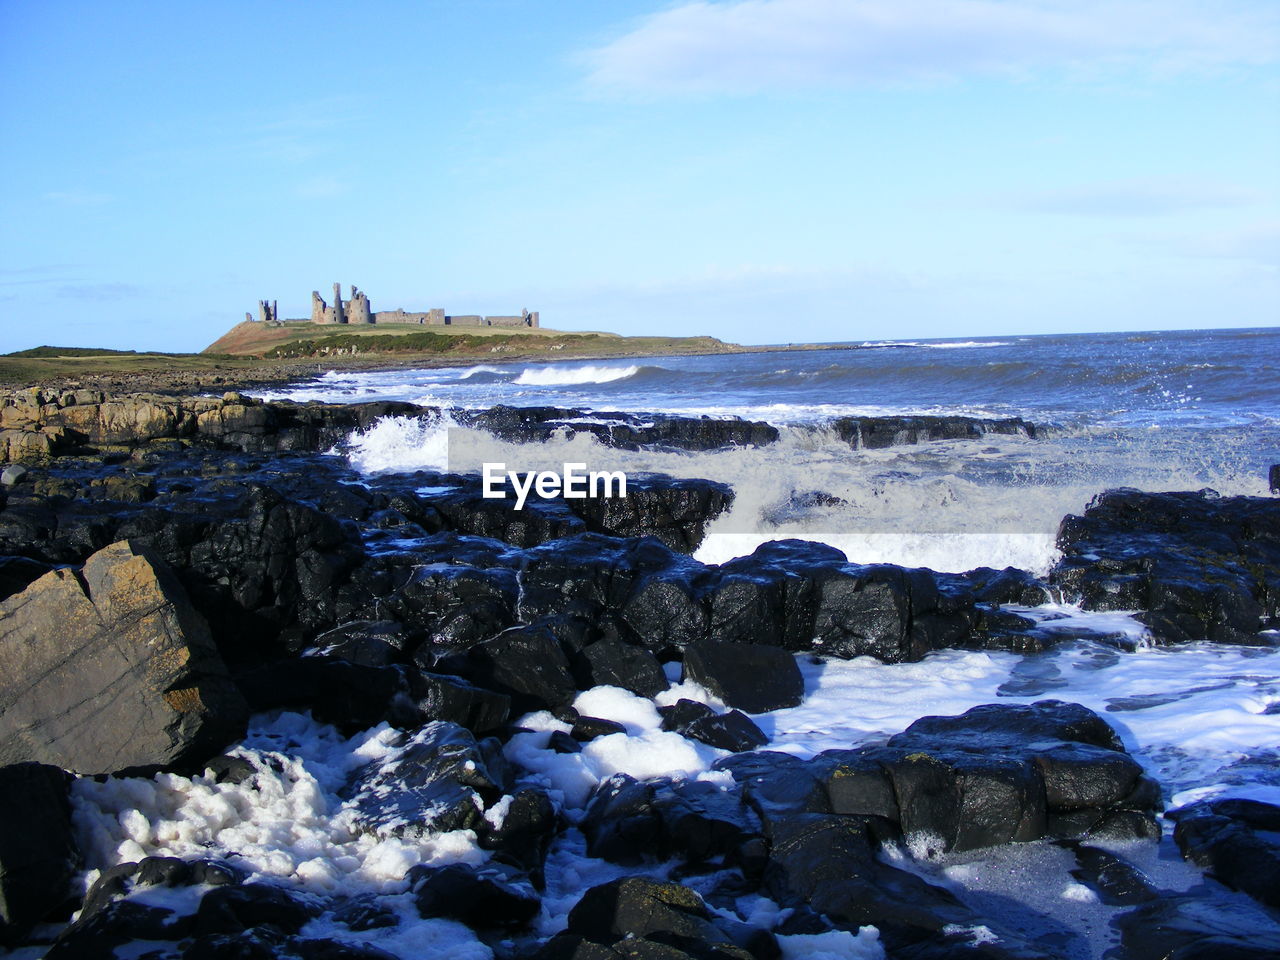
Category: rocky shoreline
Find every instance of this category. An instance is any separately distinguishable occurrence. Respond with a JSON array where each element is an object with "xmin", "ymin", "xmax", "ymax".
[{"xmin": 1, "ymin": 388, "xmax": 1279, "ymax": 959}]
